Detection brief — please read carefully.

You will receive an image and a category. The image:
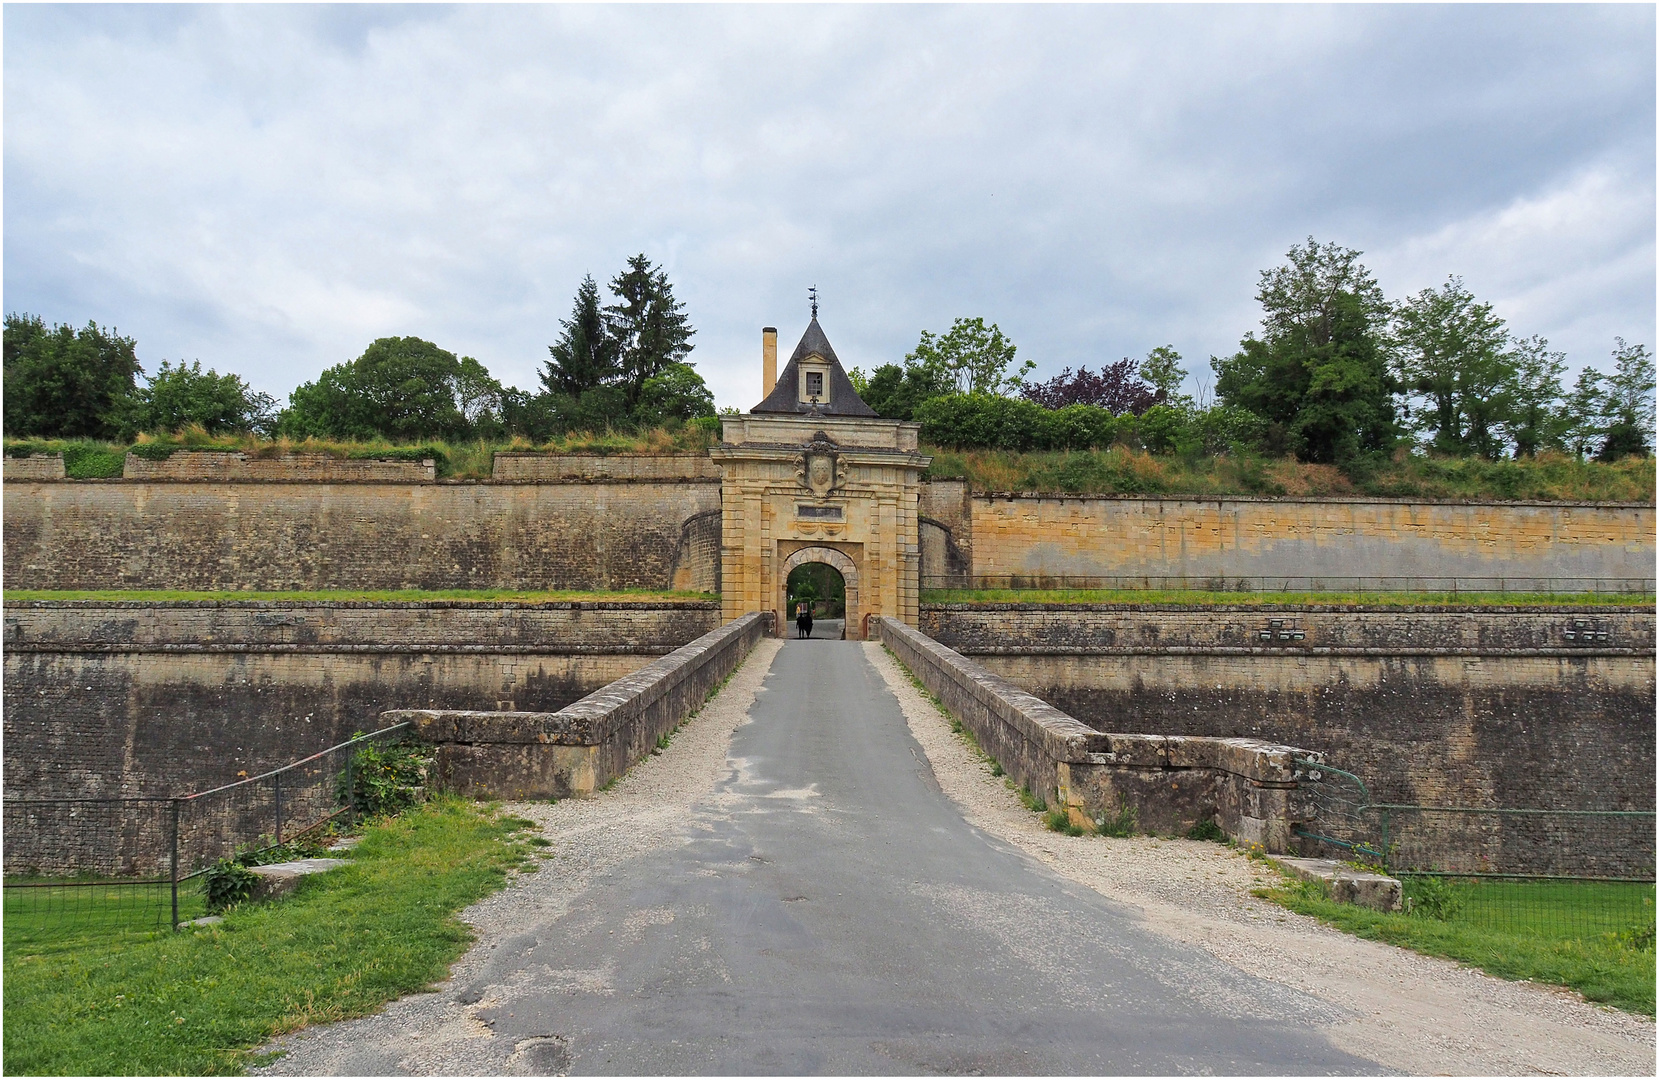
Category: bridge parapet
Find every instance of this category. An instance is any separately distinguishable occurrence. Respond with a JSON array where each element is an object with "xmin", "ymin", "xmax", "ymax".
[
  {"xmin": 870, "ymin": 616, "xmax": 1315, "ymax": 851},
  {"xmin": 387, "ymin": 612, "xmax": 770, "ymax": 800}
]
